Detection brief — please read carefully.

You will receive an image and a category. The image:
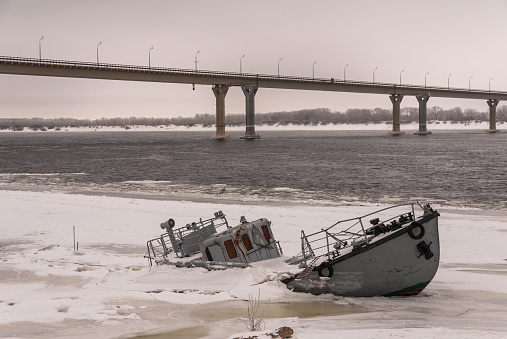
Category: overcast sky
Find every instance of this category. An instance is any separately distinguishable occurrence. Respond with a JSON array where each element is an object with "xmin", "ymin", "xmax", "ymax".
[{"xmin": 1, "ymin": 0, "xmax": 507, "ymax": 119}]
